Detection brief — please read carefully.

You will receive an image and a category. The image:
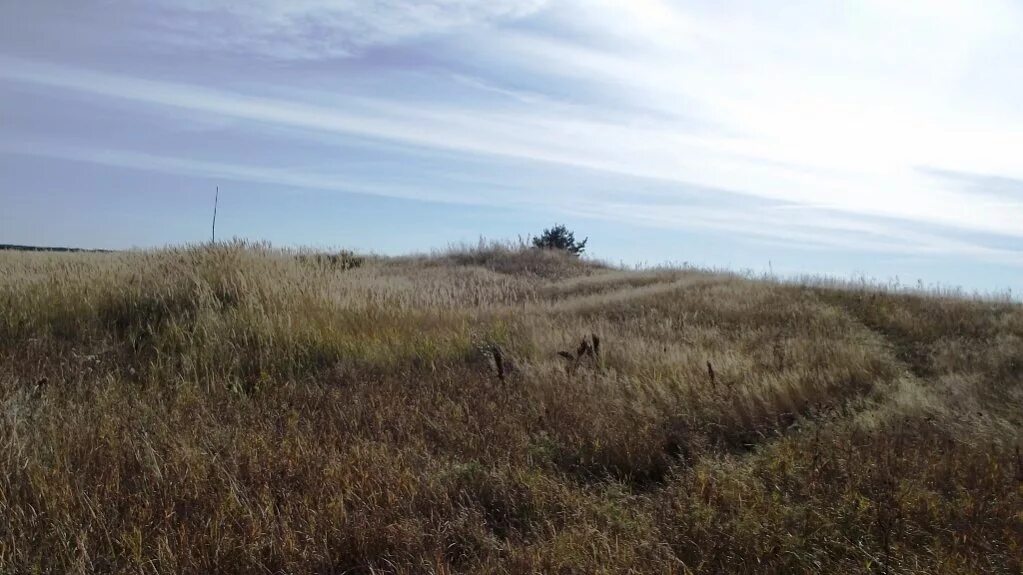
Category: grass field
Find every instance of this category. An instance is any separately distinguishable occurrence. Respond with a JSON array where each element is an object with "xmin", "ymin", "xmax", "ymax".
[{"xmin": 1, "ymin": 241, "xmax": 1020, "ymax": 574}]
